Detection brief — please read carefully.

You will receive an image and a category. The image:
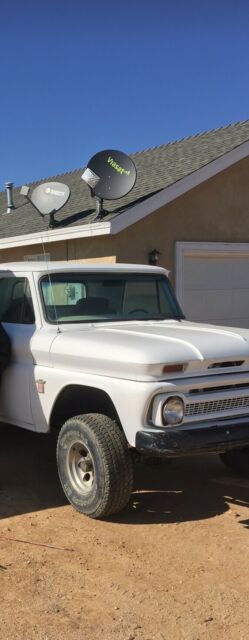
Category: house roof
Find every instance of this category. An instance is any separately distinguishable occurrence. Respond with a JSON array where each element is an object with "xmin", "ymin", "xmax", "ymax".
[{"xmin": 1, "ymin": 119, "xmax": 249, "ymax": 242}]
